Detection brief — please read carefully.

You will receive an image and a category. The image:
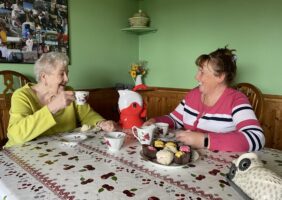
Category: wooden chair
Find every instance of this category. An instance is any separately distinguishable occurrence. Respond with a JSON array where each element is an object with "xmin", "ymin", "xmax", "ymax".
[
  {"xmin": 234, "ymin": 82, "xmax": 264, "ymax": 123},
  {"xmin": 0, "ymin": 70, "xmax": 31, "ymax": 147}
]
